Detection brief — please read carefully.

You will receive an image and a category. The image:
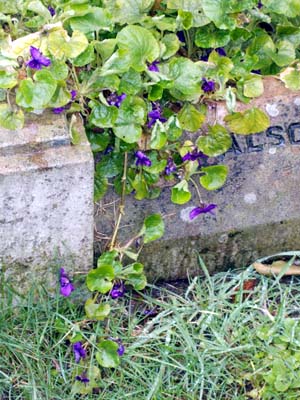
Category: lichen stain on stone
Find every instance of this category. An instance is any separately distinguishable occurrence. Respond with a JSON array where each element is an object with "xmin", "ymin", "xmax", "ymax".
[
  {"xmin": 265, "ymin": 103, "xmax": 280, "ymax": 117},
  {"xmin": 29, "ymin": 152, "xmax": 48, "ymax": 169},
  {"xmin": 180, "ymin": 206, "xmax": 195, "ymax": 223},
  {"xmin": 244, "ymin": 193, "xmax": 257, "ymax": 204}
]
